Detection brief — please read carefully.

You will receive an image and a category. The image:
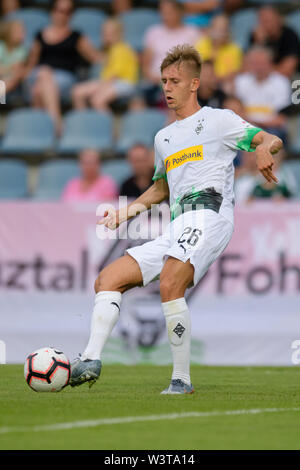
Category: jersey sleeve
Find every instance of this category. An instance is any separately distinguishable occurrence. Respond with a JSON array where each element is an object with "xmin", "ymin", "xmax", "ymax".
[
  {"xmin": 221, "ymin": 110, "xmax": 262, "ymax": 152},
  {"xmin": 152, "ymin": 137, "xmax": 167, "ymax": 182}
]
